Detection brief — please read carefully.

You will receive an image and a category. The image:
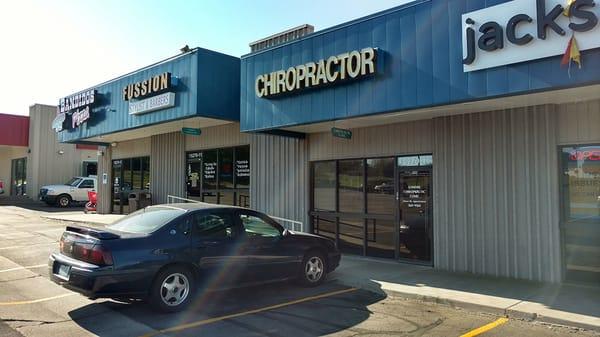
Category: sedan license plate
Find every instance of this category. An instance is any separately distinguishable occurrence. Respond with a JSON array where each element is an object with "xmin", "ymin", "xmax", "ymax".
[{"xmin": 56, "ymin": 264, "xmax": 71, "ymax": 280}]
